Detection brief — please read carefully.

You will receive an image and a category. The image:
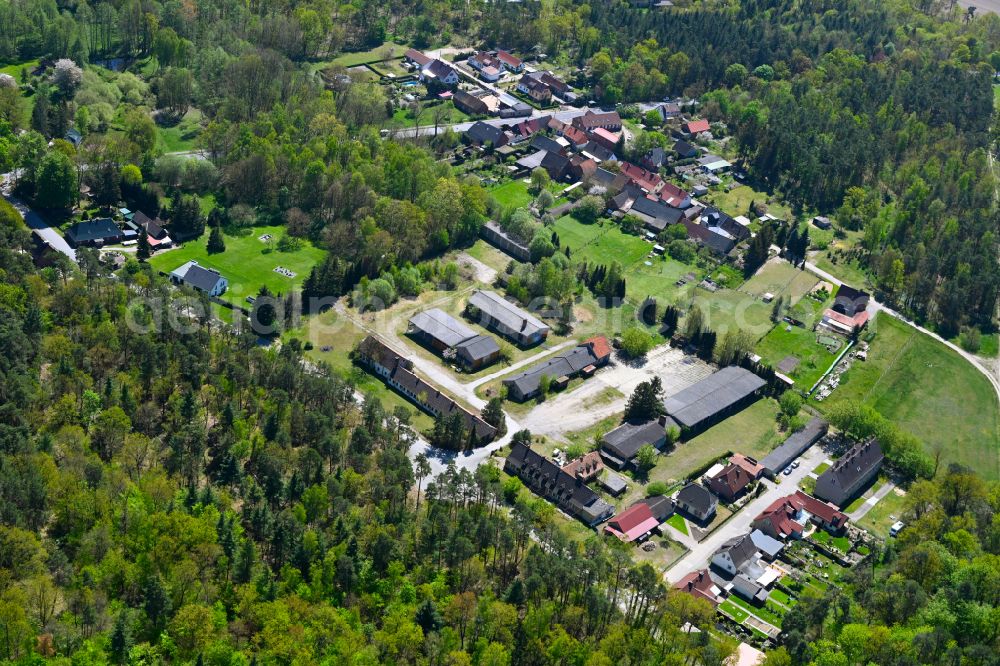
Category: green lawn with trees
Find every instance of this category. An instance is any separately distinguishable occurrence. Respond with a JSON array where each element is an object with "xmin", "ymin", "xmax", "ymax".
[{"xmin": 149, "ymin": 225, "xmax": 326, "ymax": 305}]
